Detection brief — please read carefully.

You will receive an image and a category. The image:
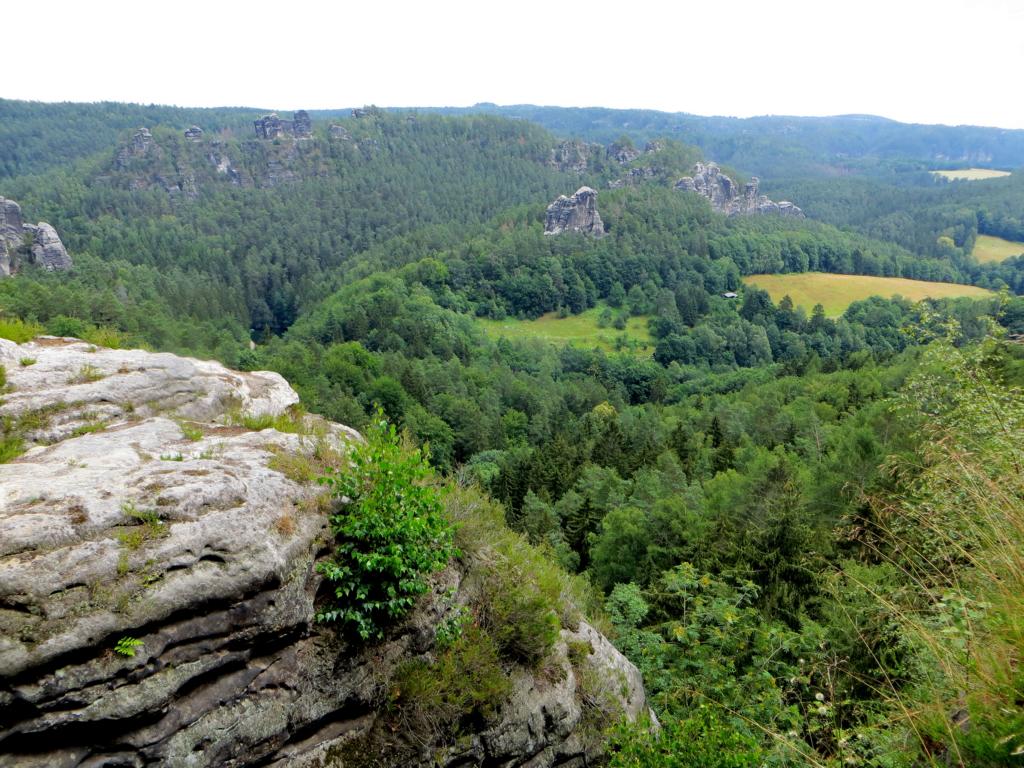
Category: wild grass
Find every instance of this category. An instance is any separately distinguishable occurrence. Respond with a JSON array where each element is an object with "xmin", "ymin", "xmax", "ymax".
[
  {"xmin": 742, "ymin": 273, "xmax": 995, "ymax": 317},
  {"xmin": 0, "ymin": 318, "xmax": 44, "ymax": 343}
]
